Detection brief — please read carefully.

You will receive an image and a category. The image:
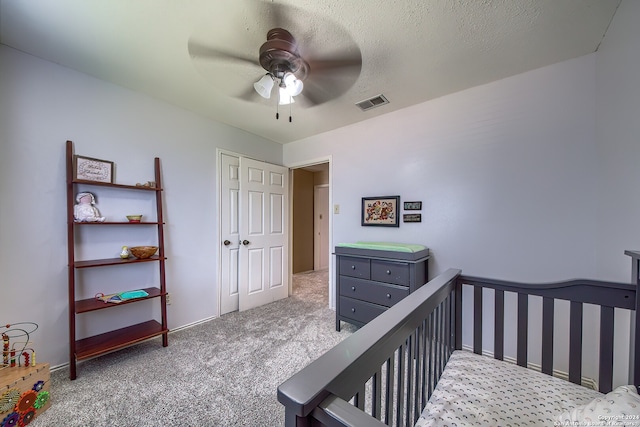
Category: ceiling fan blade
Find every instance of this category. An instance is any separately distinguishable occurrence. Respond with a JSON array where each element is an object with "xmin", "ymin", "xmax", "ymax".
[
  {"xmin": 188, "ymin": 39, "xmax": 258, "ymax": 67},
  {"xmin": 298, "ymin": 53, "xmax": 363, "ymax": 106},
  {"xmin": 306, "ymin": 45, "xmax": 362, "ymax": 72},
  {"xmin": 297, "ymin": 79, "xmax": 339, "ymax": 107}
]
